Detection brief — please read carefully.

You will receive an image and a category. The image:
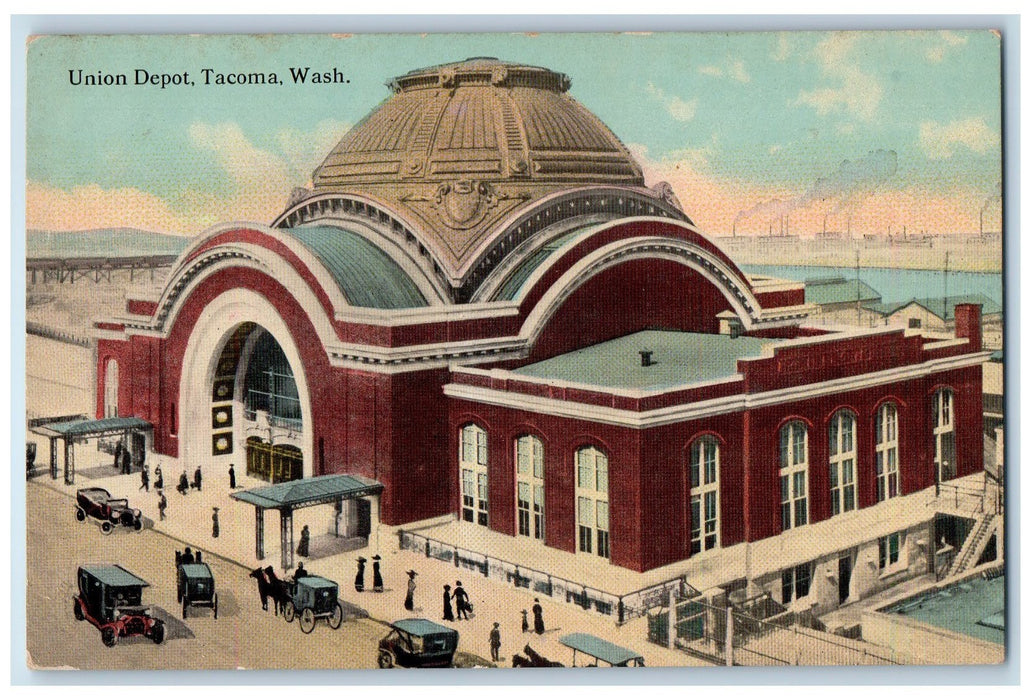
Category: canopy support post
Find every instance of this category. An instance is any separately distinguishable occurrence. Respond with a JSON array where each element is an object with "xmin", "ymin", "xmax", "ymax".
[
  {"xmin": 255, "ymin": 506, "xmax": 265, "ymax": 560},
  {"xmin": 280, "ymin": 507, "xmax": 294, "ymax": 571}
]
